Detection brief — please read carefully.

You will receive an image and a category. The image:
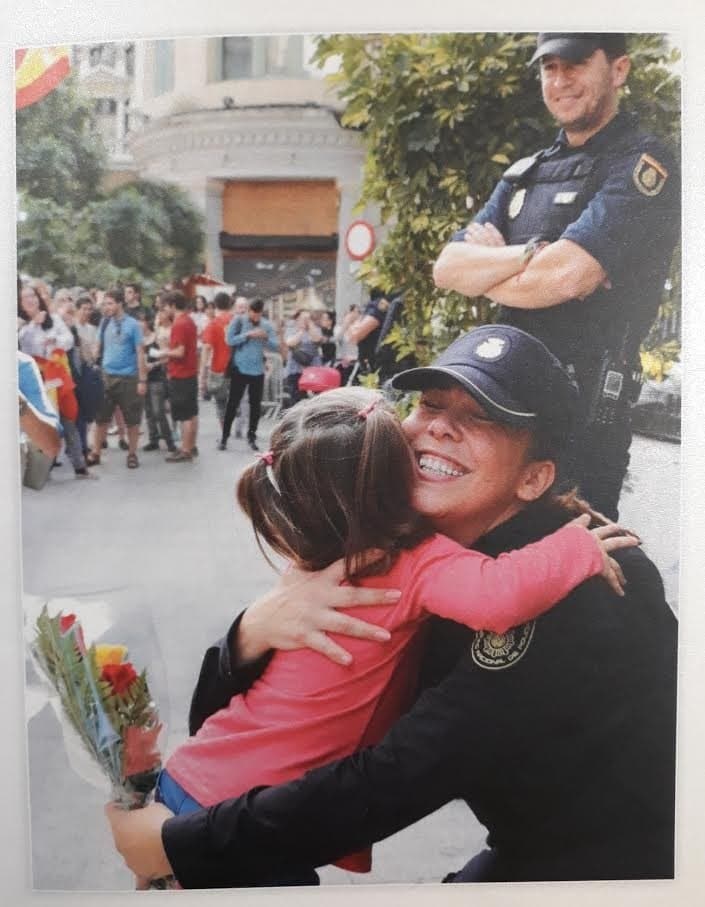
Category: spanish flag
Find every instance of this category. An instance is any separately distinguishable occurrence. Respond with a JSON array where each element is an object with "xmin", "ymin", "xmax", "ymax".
[{"xmin": 15, "ymin": 46, "xmax": 71, "ymax": 110}]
